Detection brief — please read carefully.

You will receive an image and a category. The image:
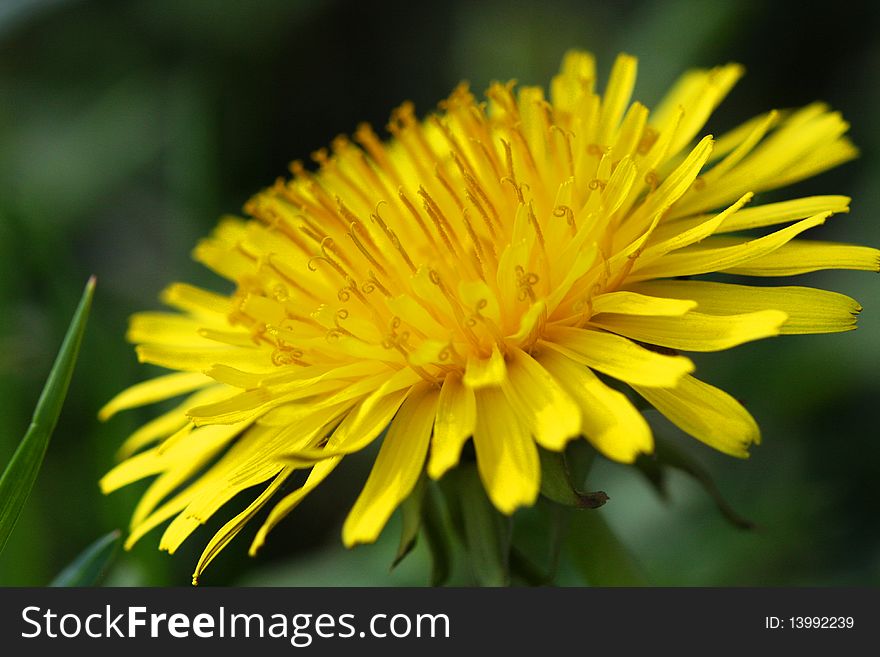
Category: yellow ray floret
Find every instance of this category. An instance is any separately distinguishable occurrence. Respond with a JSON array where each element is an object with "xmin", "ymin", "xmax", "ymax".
[{"xmin": 99, "ymin": 49, "xmax": 878, "ymax": 582}]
